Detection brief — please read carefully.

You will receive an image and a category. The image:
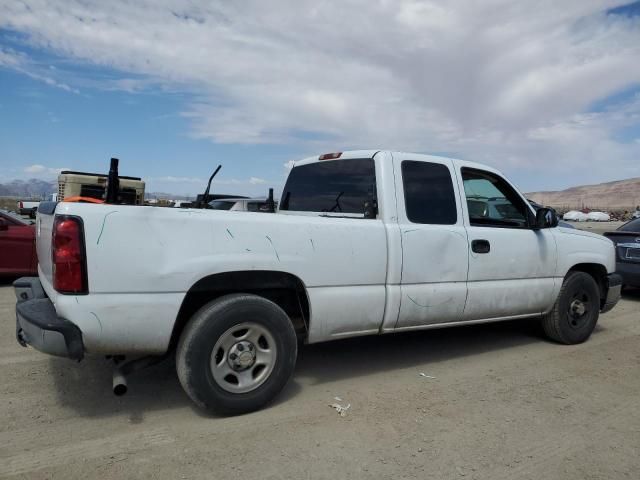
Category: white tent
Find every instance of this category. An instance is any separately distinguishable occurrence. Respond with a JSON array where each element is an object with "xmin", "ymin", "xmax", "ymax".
[
  {"xmin": 563, "ymin": 211, "xmax": 588, "ymax": 222},
  {"xmin": 586, "ymin": 211, "xmax": 610, "ymax": 222}
]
